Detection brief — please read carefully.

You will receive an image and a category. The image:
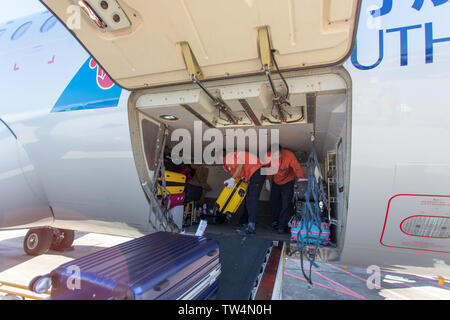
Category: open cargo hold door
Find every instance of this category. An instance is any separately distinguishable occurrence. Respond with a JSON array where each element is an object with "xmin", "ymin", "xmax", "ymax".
[{"xmin": 41, "ymin": 0, "xmax": 361, "ymax": 90}]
